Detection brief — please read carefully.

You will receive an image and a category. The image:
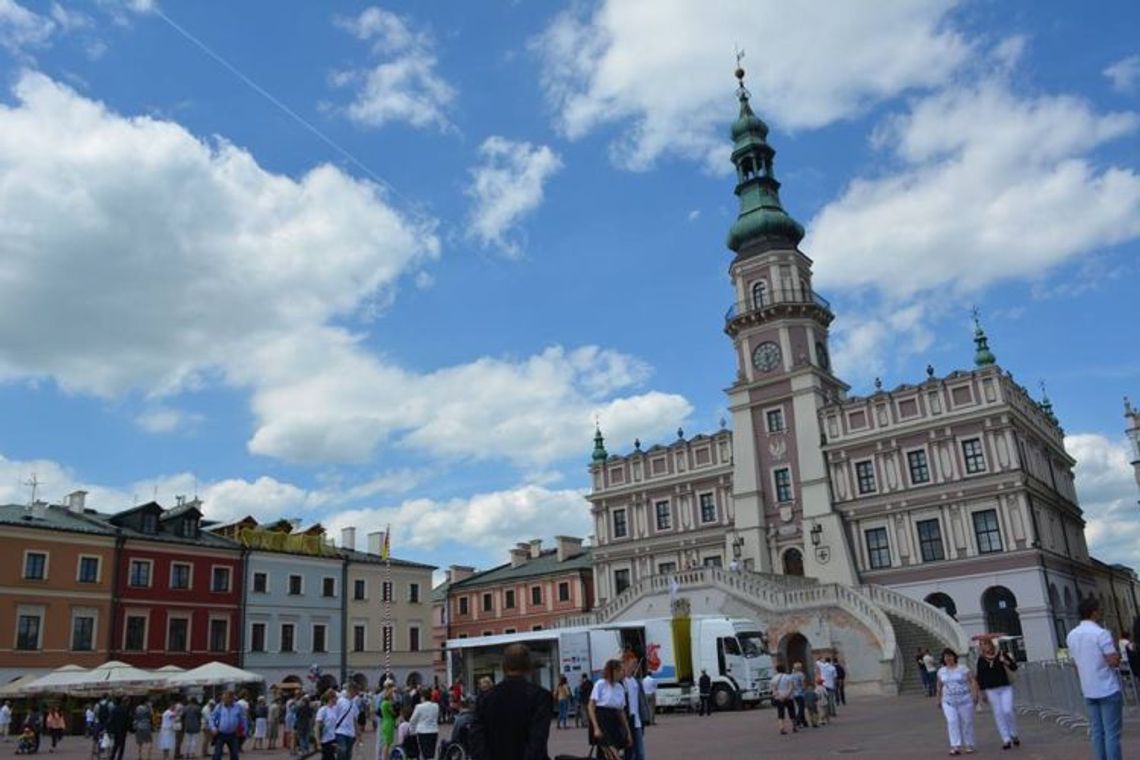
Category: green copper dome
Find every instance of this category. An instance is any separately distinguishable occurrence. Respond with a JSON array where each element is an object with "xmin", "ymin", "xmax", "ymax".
[
  {"xmin": 972, "ymin": 312, "xmax": 996, "ymax": 367},
  {"xmin": 591, "ymin": 424, "xmax": 608, "ymax": 462},
  {"xmin": 725, "ymin": 82, "xmax": 805, "ymax": 254}
]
